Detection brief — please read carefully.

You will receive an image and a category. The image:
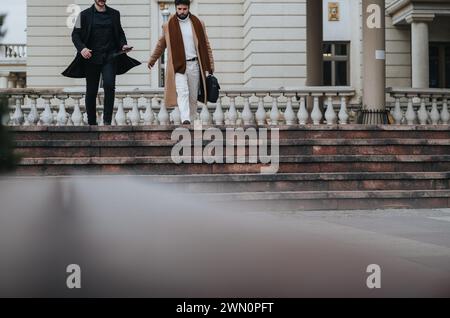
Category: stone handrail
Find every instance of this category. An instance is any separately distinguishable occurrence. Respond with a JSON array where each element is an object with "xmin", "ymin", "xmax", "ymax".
[
  {"xmin": 0, "ymin": 87, "xmax": 356, "ymax": 126},
  {"xmin": 387, "ymin": 87, "xmax": 450, "ymax": 125}
]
